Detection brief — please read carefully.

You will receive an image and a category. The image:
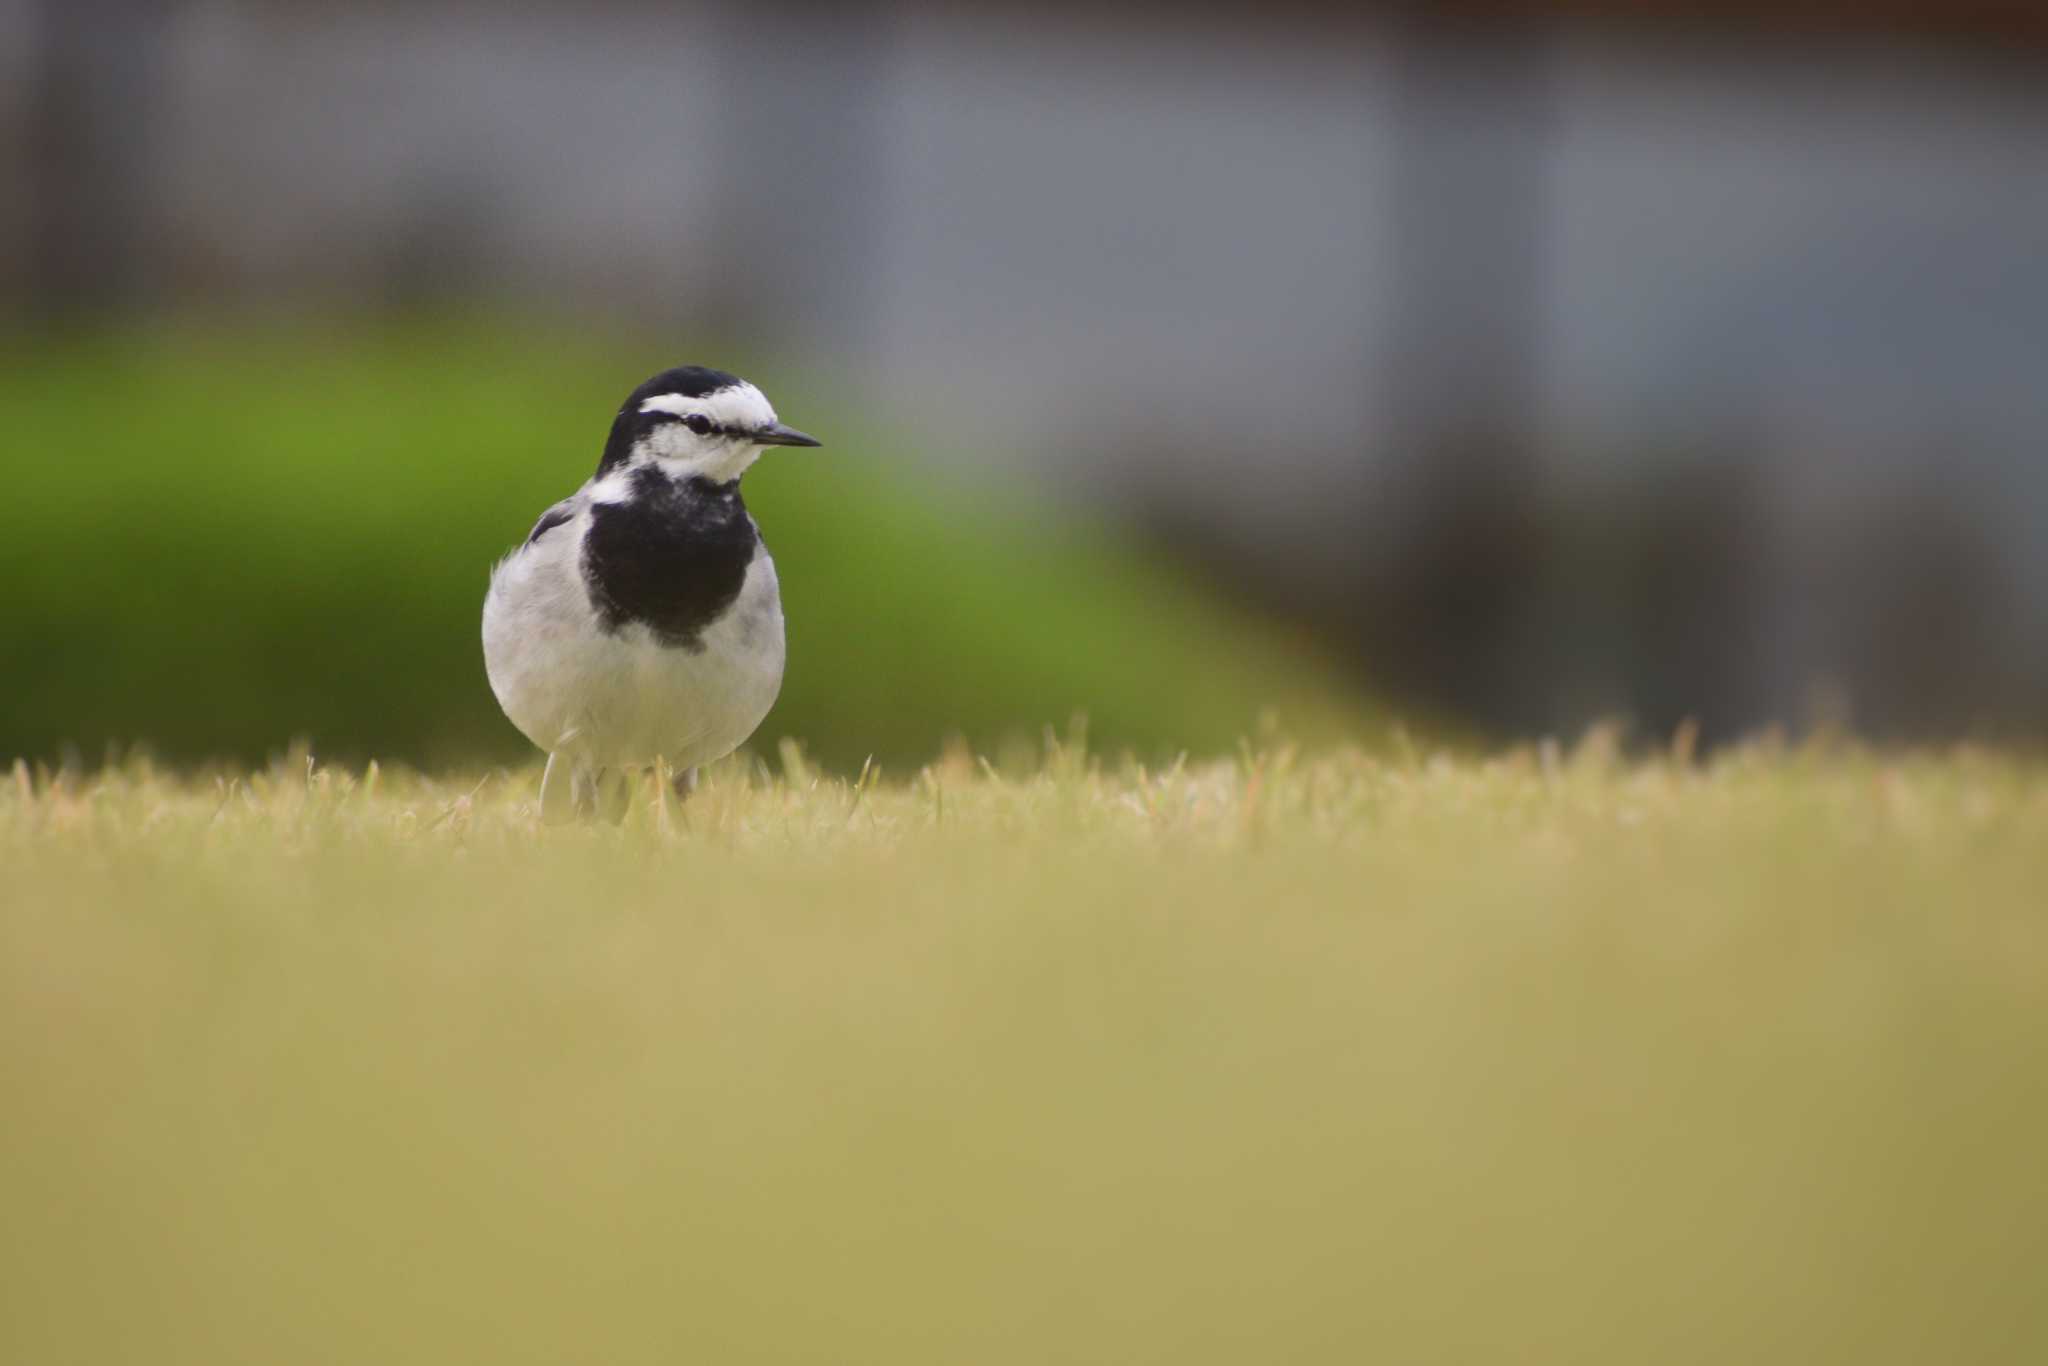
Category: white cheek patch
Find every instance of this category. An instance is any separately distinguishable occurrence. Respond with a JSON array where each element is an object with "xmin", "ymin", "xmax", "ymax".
[
  {"xmin": 639, "ymin": 423, "xmax": 702, "ymax": 466},
  {"xmin": 629, "ymin": 381, "xmax": 780, "ymax": 482}
]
